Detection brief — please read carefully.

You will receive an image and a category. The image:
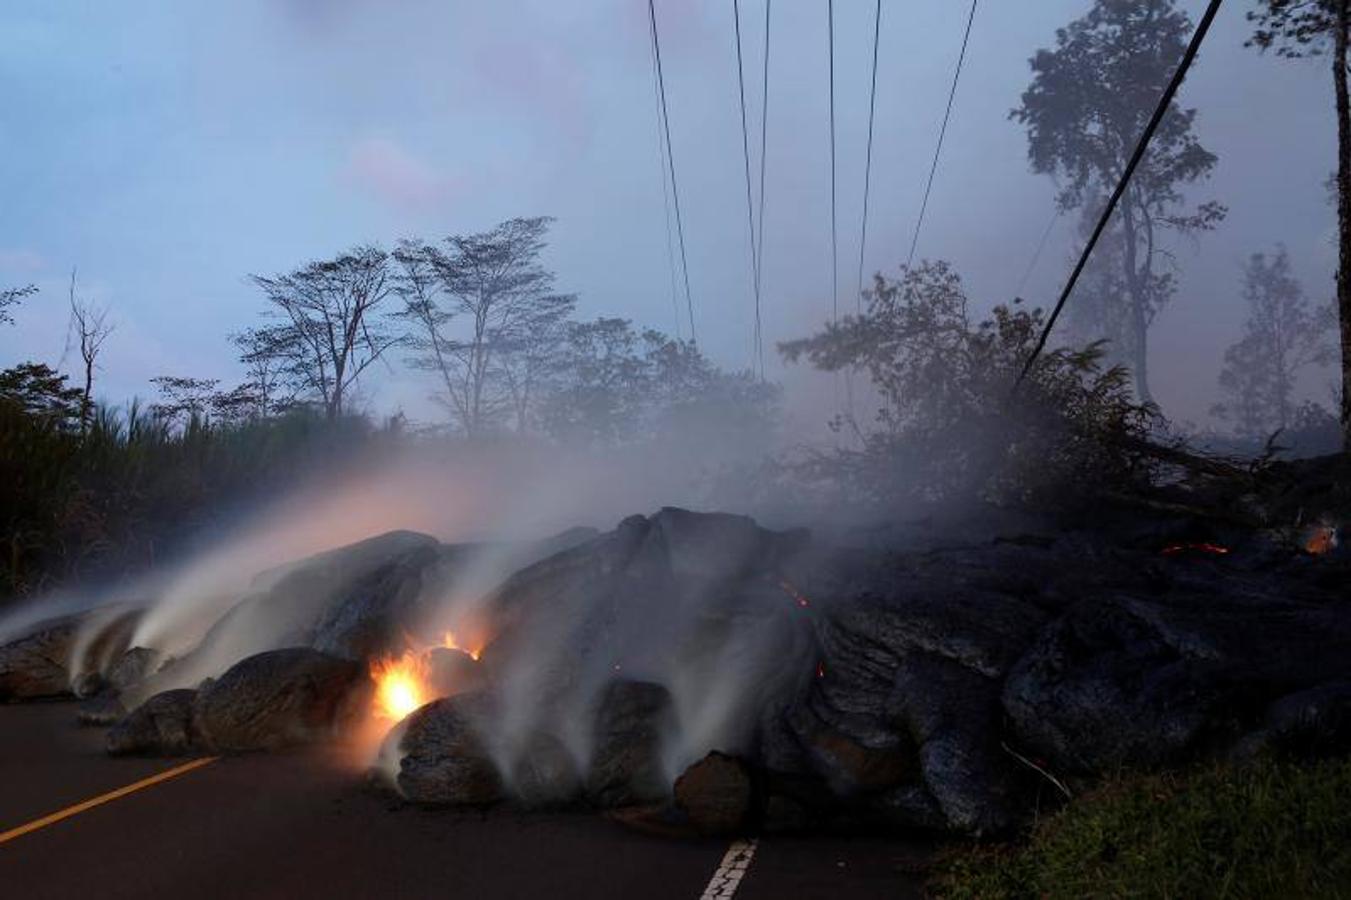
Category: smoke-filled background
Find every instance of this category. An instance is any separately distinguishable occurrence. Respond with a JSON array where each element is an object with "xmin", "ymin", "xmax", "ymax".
[{"xmin": 0, "ymin": 0, "xmax": 1336, "ymax": 430}]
